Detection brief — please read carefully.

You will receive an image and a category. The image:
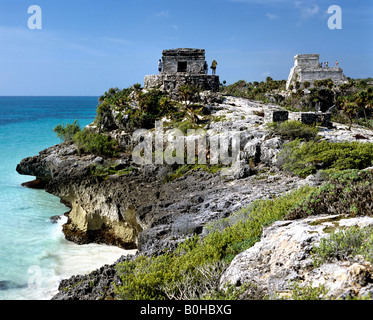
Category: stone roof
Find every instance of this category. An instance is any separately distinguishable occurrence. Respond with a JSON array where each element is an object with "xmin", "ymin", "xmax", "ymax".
[{"xmin": 162, "ymin": 48, "xmax": 205, "ymax": 57}]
